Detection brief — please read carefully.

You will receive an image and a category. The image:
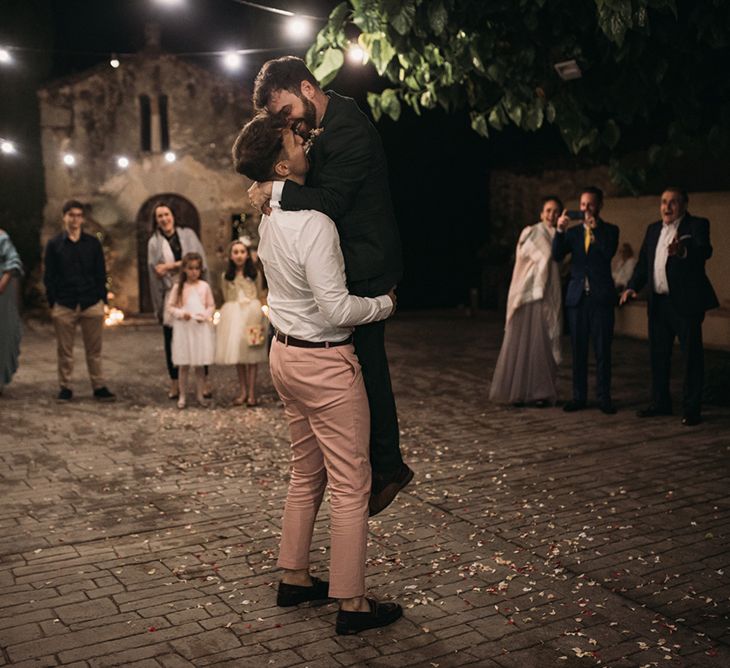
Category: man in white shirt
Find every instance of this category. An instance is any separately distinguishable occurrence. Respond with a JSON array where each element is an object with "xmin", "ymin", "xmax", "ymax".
[
  {"xmin": 620, "ymin": 188, "xmax": 718, "ymax": 425},
  {"xmin": 232, "ymin": 112, "xmax": 402, "ymax": 635}
]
